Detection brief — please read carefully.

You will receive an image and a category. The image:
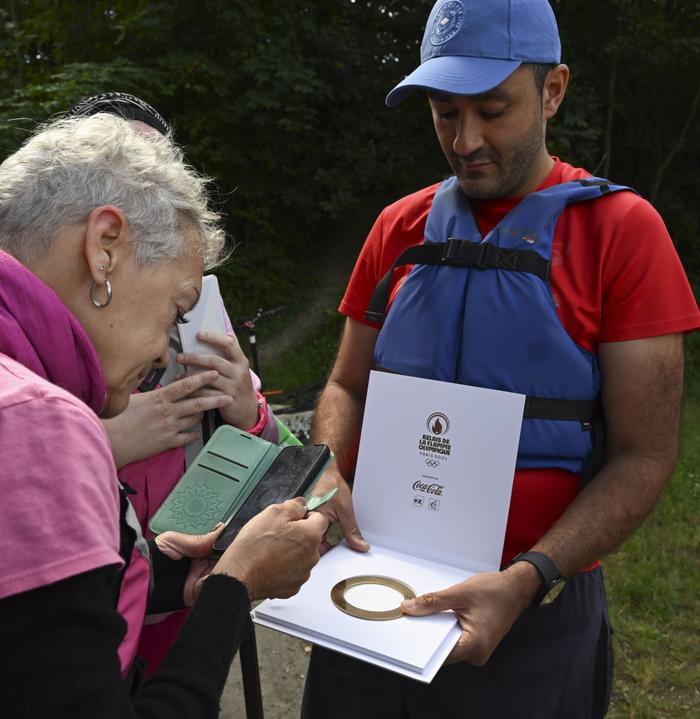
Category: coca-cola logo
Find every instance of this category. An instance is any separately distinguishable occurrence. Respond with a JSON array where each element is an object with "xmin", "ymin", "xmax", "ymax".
[
  {"xmin": 426, "ymin": 412, "xmax": 449, "ymax": 435},
  {"xmin": 413, "ymin": 481, "xmax": 443, "ymax": 496}
]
